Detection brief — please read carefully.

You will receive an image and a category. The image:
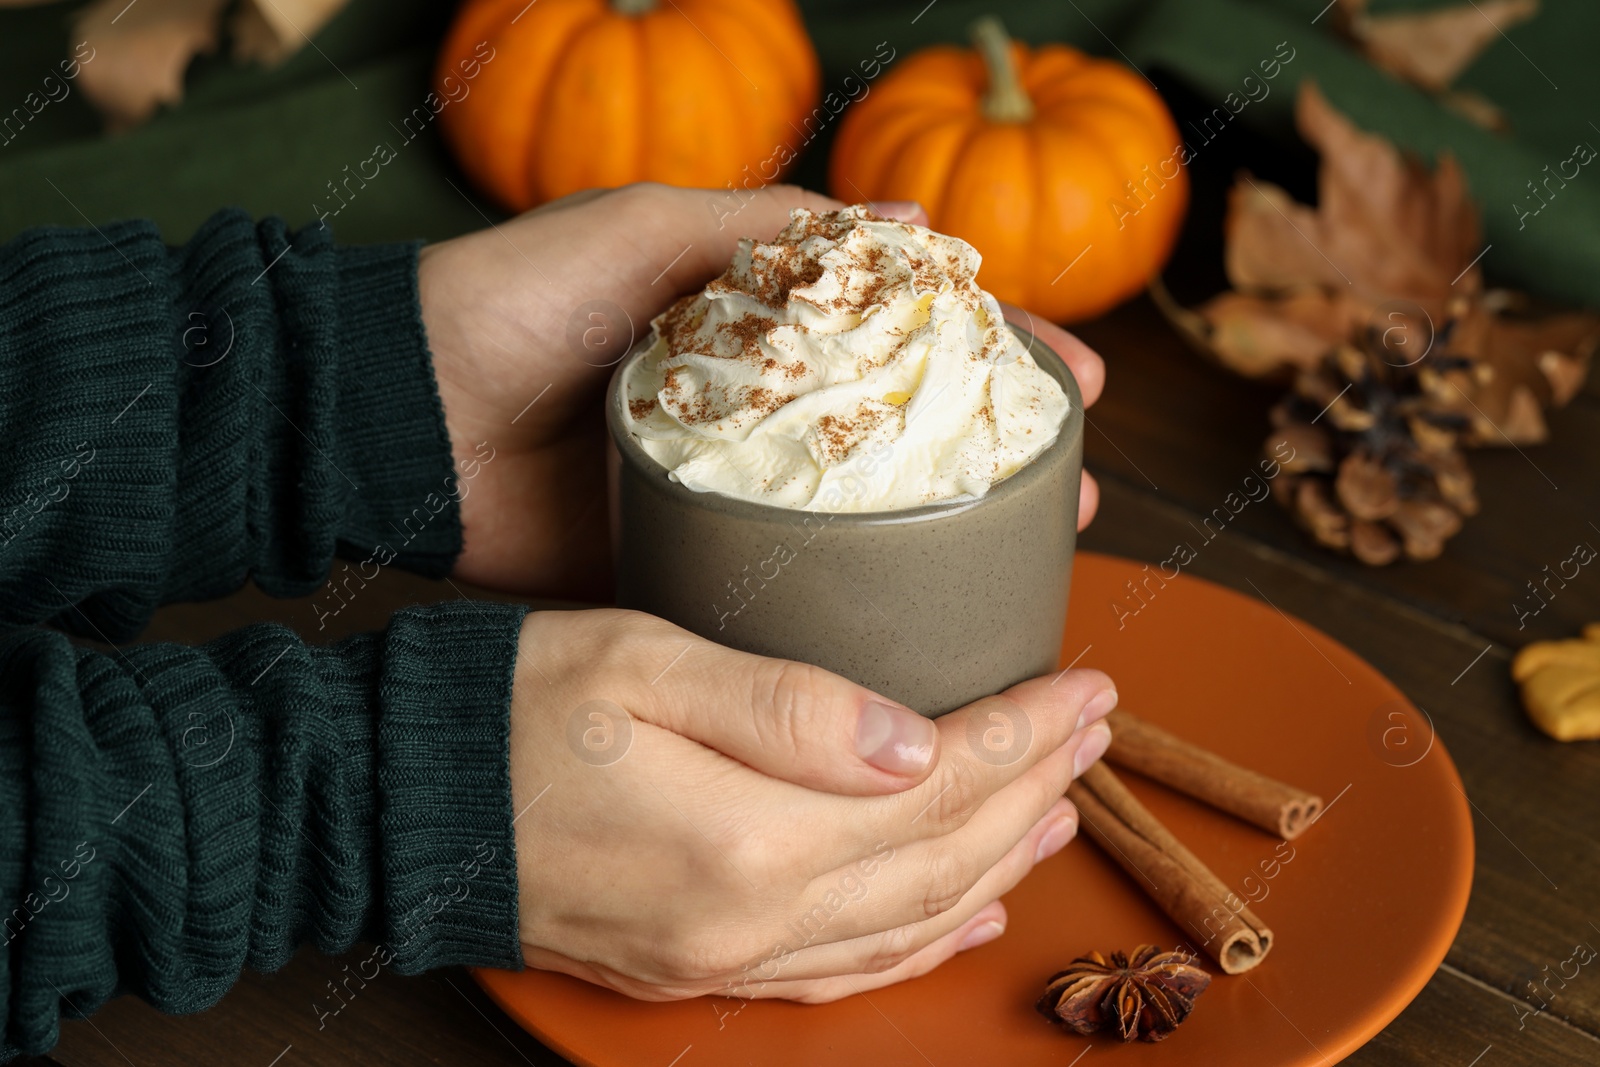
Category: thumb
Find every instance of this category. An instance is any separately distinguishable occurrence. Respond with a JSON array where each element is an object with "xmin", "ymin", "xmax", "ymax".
[
  {"xmin": 637, "ymin": 636, "xmax": 939, "ymax": 796},
  {"xmin": 640, "ymin": 182, "xmax": 847, "ymax": 295},
  {"xmin": 650, "ymin": 187, "xmax": 930, "ymax": 290},
  {"xmin": 518, "ymin": 183, "xmax": 917, "ymax": 371}
]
